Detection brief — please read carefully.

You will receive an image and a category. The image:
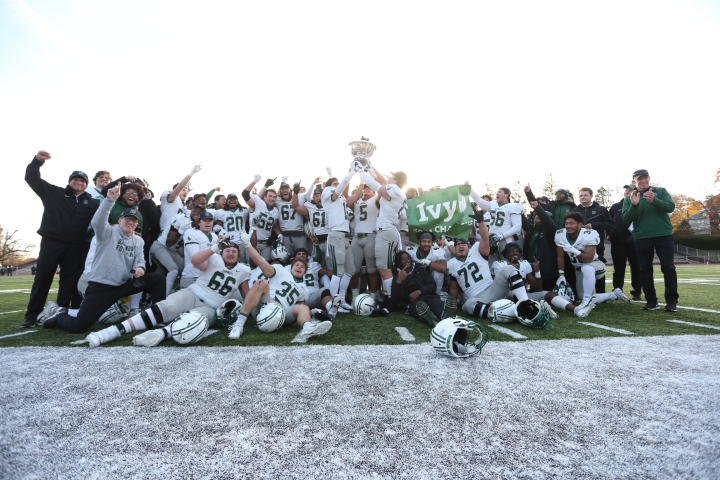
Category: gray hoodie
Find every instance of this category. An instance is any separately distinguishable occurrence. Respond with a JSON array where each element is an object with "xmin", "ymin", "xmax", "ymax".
[{"xmin": 89, "ymin": 198, "xmax": 146, "ymax": 286}]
